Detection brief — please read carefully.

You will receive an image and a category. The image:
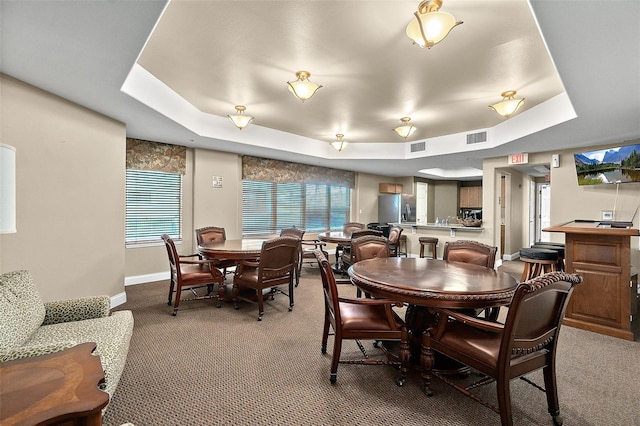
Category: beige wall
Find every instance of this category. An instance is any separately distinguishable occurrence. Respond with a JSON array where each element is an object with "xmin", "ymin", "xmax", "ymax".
[
  {"xmin": 0, "ymin": 74, "xmax": 126, "ymax": 302},
  {"xmin": 483, "ymin": 147, "xmax": 640, "ymax": 265},
  {"xmin": 4, "ymin": 73, "xmax": 638, "ymax": 302},
  {"xmin": 433, "ymin": 181, "xmax": 458, "ymax": 221}
]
